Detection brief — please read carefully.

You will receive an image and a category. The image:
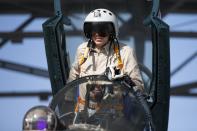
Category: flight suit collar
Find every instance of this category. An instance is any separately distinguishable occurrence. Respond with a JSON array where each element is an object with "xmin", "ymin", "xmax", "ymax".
[{"xmin": 91, "ymin": 42, "xmax": 112, "ymax": 55}]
